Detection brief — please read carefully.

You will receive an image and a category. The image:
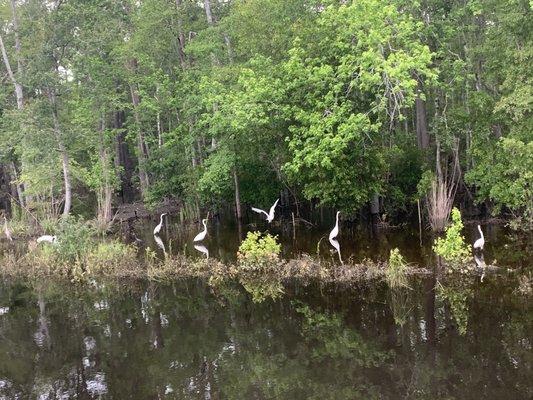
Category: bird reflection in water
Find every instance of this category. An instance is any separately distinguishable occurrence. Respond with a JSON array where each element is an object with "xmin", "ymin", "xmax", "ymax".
[
  {"xmin": 474, "ymin": 253, "xmax": 486, "ymax": 282},
  {"xmin": 329, "ymin": 238, "xmax": 343, "ymax": 264},
  {"xmin": 194, "ymin": 244, "xmax": 209, "ymax": 259},
  {"xmin": 154, "ymin": 234, "xmax": 167, "ymax": 256}
]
